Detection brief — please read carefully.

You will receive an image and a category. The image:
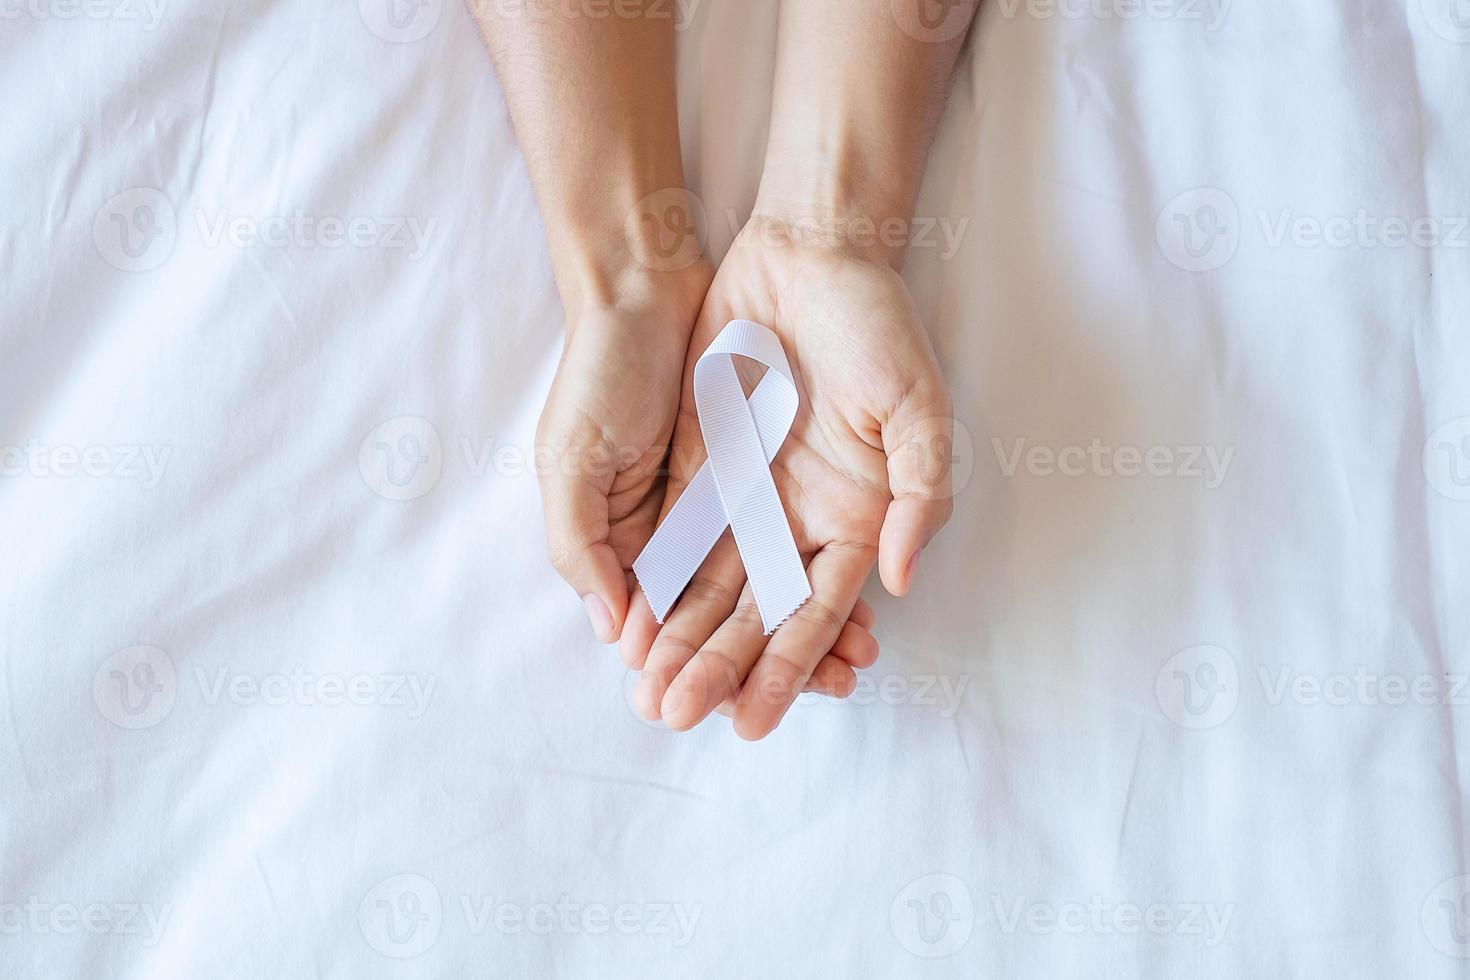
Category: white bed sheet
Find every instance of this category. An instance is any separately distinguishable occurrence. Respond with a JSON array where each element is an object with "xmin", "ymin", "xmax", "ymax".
[{"xmin": 2, "ymin": 0, "xmax": 1468, "ymax": 976}]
